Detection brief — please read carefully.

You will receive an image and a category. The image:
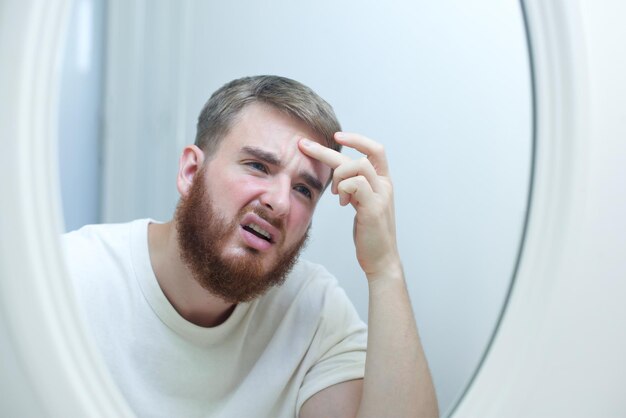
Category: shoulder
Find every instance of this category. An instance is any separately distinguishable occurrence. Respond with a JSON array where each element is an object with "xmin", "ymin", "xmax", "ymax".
[
  {"xmin": 61, "ymin": 219, "xmax": 149, "ymax": 253},
  {"xmin": 288, "ymin": 258, "xmax": 338, "ymax": 288},
  {"xmin": 259, "ymin": 258, "xmax": 364, "ymax": 329},
  {"xmin": 62, "ymin": 220, "xmax": 131, "ymax": 245},
  {"xmin": 268, "ymin": 258, "xmax": 341, "ymax": 306},
  {"xmin": 60, "ymin": 219, "xmax": 151, "ymax": 277}
]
